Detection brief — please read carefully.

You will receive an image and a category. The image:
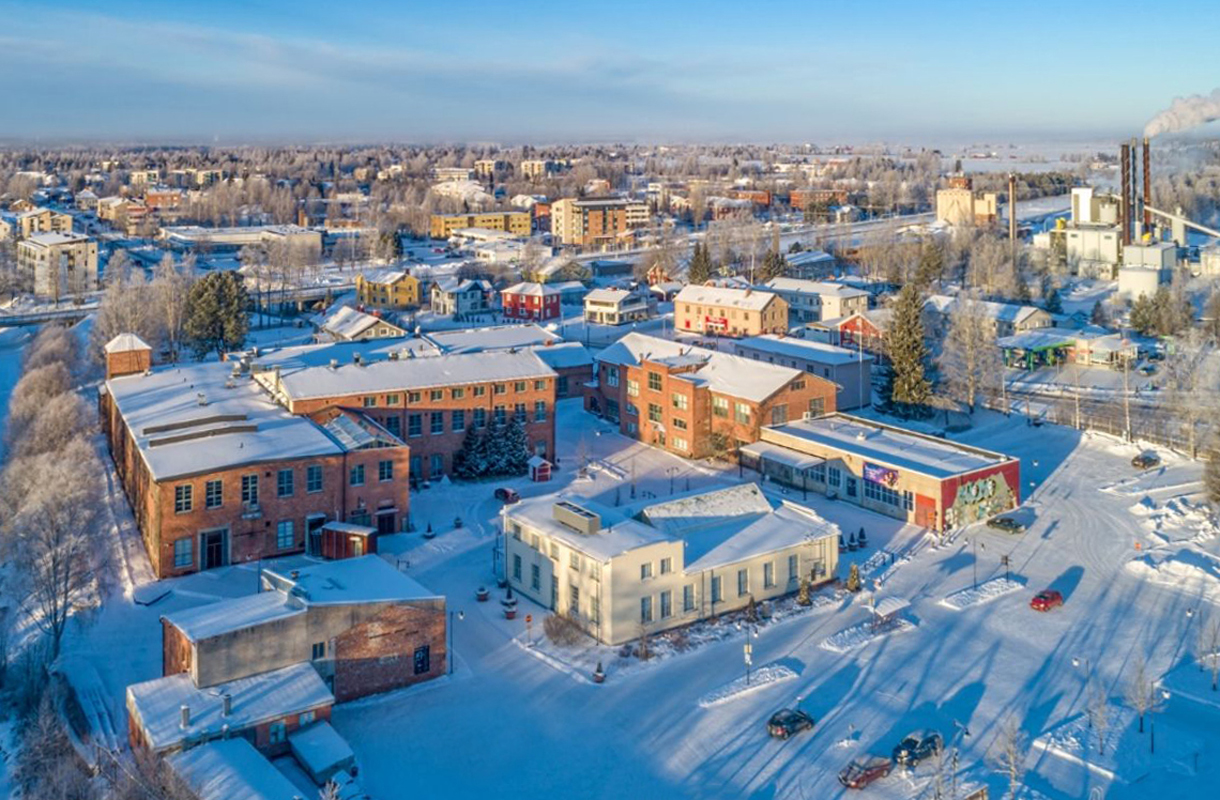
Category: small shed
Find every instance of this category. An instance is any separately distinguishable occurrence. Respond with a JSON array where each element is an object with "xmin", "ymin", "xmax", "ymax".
[
  {"xmin": 870, "ymin": 596, "xmax": 909, "ymax": 630},
  {"xmin": 321, "ymin": 521, "xmax": 378, "ymax": 560},
  {"xmin": 528, "ymin": 455, "xmax": 552, "ymax": 483},
  {"xmin": 289, "ymin": 721, "xmax": 356, "ymax": 785}
]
